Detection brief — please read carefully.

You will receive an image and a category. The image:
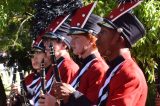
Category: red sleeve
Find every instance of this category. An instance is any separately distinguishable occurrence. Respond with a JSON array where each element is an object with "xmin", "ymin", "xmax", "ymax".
[
  {"xmin": 59, "ymin": 59, "xmax": 79, "ymax": 84},
  {"xmin": 106, "ymin": 60, "xmax": 147, "ymax": 106}
]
